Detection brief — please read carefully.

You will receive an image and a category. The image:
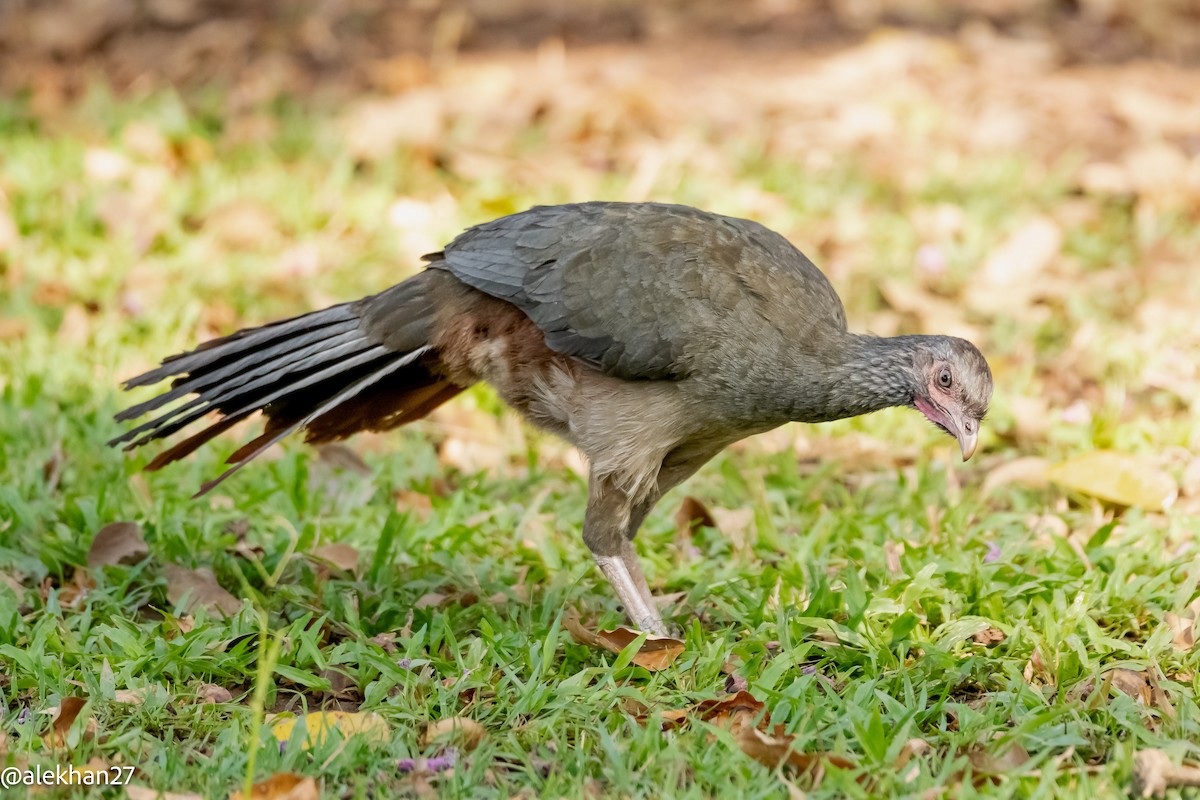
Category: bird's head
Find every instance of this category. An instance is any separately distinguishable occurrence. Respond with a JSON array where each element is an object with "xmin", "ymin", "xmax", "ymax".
[{"xmin": 910, "ymin": 337, "xmax": 992, "ymax": 461}]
